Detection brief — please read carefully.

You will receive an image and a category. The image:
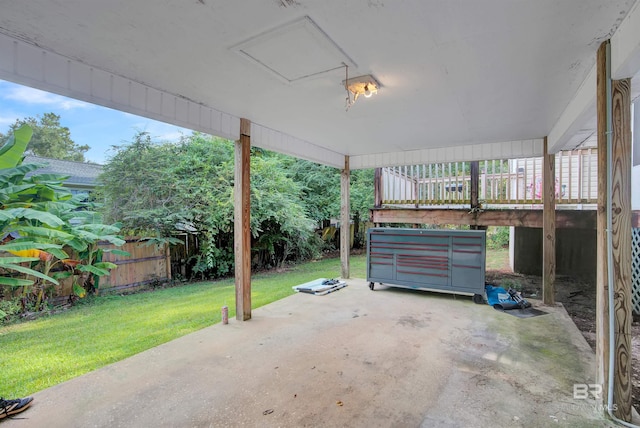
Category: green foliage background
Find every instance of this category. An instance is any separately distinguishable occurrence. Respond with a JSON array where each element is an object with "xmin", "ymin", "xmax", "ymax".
[
  {"xmin": 98, "ymin": 132, "xmax": 375, "ymax": 279},
  {"xmin": 486, "ymin": 226, "xmax": 510, "ymax": 250}
]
